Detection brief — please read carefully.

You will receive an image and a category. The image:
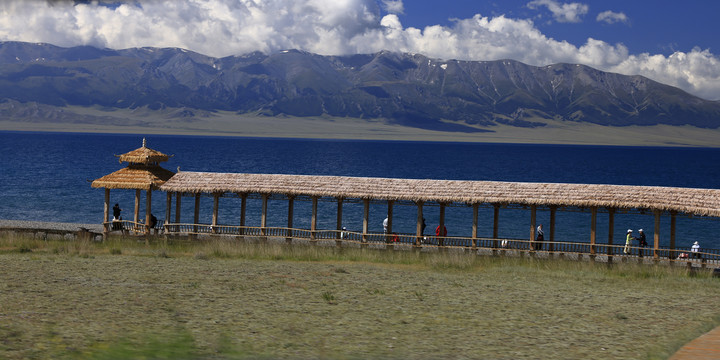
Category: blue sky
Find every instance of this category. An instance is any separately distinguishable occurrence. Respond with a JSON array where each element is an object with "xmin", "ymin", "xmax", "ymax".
[
  {"xmin": 400, "ymin": 0, "xmax": 718, "ymax": 56},
  {"xmin": 0, "ymin": 0, "xmax": 718, "ymax": 100}
]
